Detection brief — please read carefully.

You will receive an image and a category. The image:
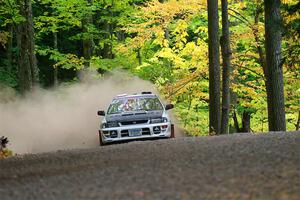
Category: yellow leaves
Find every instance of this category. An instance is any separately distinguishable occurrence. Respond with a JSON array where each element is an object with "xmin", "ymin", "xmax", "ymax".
[
  {"xmin": 153, "ymin": 29, "xmax": 169, "ymax": 47},
  {"xmin": 124, "ymin": 0, "xmax": 206, "ymax": 50},
  {"xmin": 0, "ymin": 149, "xmax": 13, "ymax": 158},
  {"xmin": 236, "ymin": 1, "xmax": 246, "ymax": 9},
  {"xmin": 155, "ymin": 47, "xmax": 186, "ymax": 69},
  {"xmin": 136, "ymin": 62, "xmax": 151, "ymax": 70},
  {"xmin": 0, "ymin": 31, "xmax": 9, "ymax": 48},
  {"xmin": 155, "ymin": 47, "xmax": 173, "ymax": 58},
  {"xmin": 164, "ymin": 71, "xmax": 207, "ymax": 100},
  {"xmin": 173, "ymin": 20, "xmax": 188, "ymax": 51},
  {"xmin": 284, "ymin": 12, "xmax": 300, "ymax": 23},
  {"xmin": 141, "ymin": 0, "xmax": 205, "ymax": 26},
  {"xmin": 155, "ymin": 77, "xmax": 169, "ymax": 86},
  {"xmin": 54, "ymin": 54, "xmax": 84, "ymax": 70},
  {"xmin": 282, "ymin": 0, "xmax": 299, "ymax": 5},
  {"xmin": 195, "ymin": 26, "xmax": 208, "ymax": 38}
]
